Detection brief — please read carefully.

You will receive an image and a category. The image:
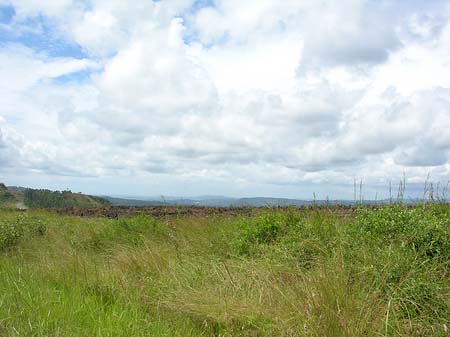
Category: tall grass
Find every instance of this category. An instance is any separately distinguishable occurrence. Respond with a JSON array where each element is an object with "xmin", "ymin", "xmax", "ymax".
[{"xmin": 0, "ymin": 206, "xmax": 449, "ymax": 336}]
